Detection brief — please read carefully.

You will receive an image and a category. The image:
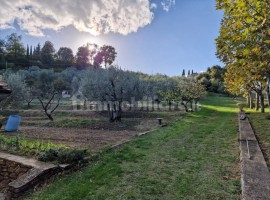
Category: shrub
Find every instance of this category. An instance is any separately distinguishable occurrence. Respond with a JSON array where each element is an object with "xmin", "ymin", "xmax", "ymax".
[
  {"xmin": 38, "ymin": 148, "xmax": 88, "ymax": 164},
  {"xmin": 38, "ymin": 149, "xmax": 58, "ymax": 162}
]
